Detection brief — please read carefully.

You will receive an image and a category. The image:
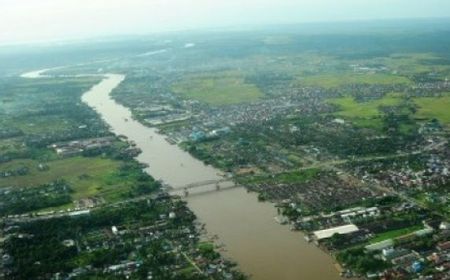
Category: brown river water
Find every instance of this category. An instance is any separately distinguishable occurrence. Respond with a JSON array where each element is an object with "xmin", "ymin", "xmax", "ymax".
[{"xmin": 26, "ymin": 71, "xmax": 341, "ymax": 280}]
